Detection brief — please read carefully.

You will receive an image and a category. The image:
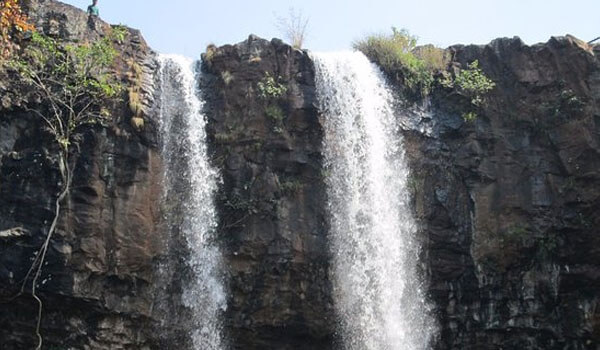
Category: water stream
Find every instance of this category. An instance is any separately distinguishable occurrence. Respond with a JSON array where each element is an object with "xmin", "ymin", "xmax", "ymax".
[
  {"xmin": 313, "ymin": 51, "xmax": 436, "ymax": 350},
  {"xmin": 158, "ymin": 54, "xmax": 226, "ymax": 350}
]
